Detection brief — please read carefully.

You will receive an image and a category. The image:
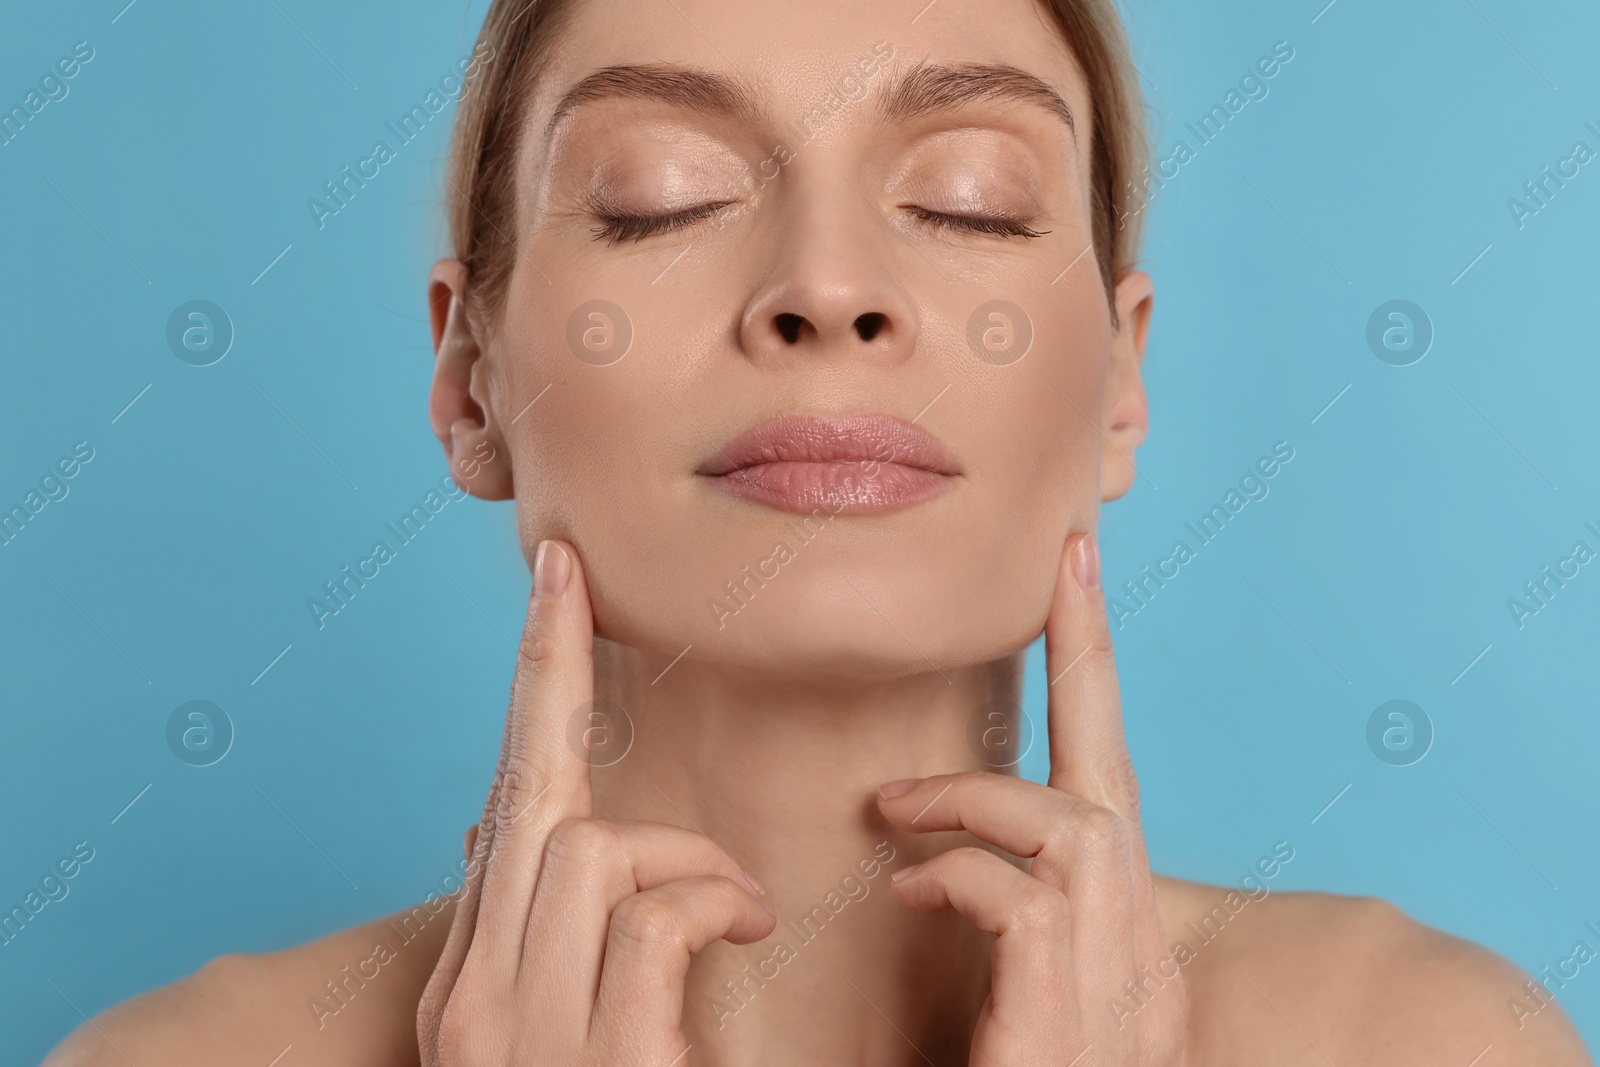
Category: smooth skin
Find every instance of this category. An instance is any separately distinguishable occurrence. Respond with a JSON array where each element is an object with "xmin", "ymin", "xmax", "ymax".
[{"xmin": 43, "ymin": 0, "xmax": 1595, "ymax": 1060}]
